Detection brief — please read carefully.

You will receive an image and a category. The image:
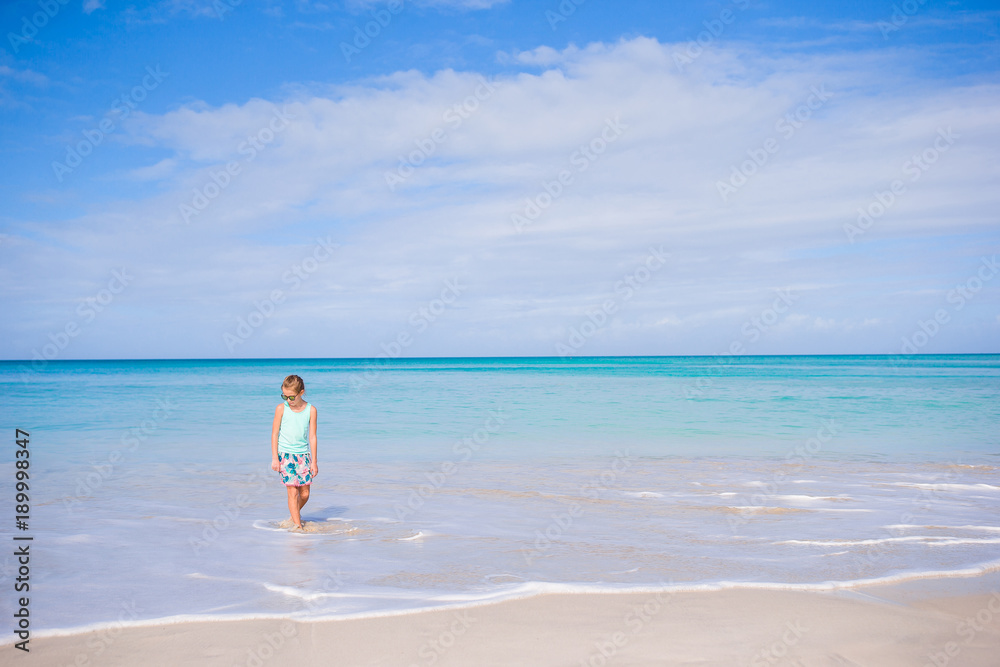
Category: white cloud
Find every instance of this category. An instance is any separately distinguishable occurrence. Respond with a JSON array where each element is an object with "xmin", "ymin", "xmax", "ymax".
[
  {"xmin": 0, "ymin": 65, "xmax": 49, "ymax": 86},
  {"xmin": 348, "ymin": 0, "xmax": 508, "ymax": 9},
  {"xmin": 119, "ymin": 0, "xmax": 223, "ymax": 25},
  {"xmin": 421, "ymin": 0, "xmax": 509, "ymax": 9},
  {"xmin": 124, "ymin": 158, "xmax": 179, "ymax": 181},
  {"xmin": 82, "ymin": 0, "xmax": 106, "ymax": 14},
  {"xmin": 5, "ymin": 37, "xmax": 999, "ymax": 358}
]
